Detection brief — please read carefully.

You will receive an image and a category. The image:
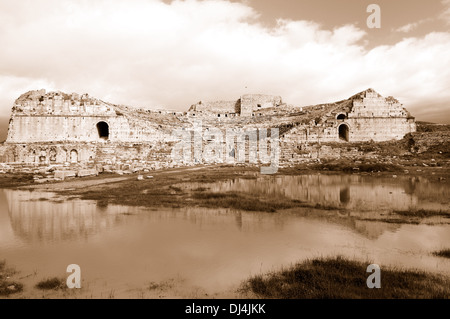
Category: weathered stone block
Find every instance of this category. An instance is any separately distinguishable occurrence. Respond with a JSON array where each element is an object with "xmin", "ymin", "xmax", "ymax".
[
  {"xmin": 54, "ymin": 170, "xmax": 77, "ymax": 180},
  {"xmin": 77, "ymin": 169, "xmax": 98, "ymax": 177}
]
